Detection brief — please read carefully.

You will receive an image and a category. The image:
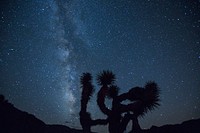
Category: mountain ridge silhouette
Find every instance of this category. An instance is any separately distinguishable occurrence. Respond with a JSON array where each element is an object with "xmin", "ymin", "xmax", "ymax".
[
  {"xmin": 0, "ymin": 98, "xmax": 83, "ymax": 133},
  {"xmin": 0, "ymin": 95, "xmax": 199, "ymax": 133}
]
